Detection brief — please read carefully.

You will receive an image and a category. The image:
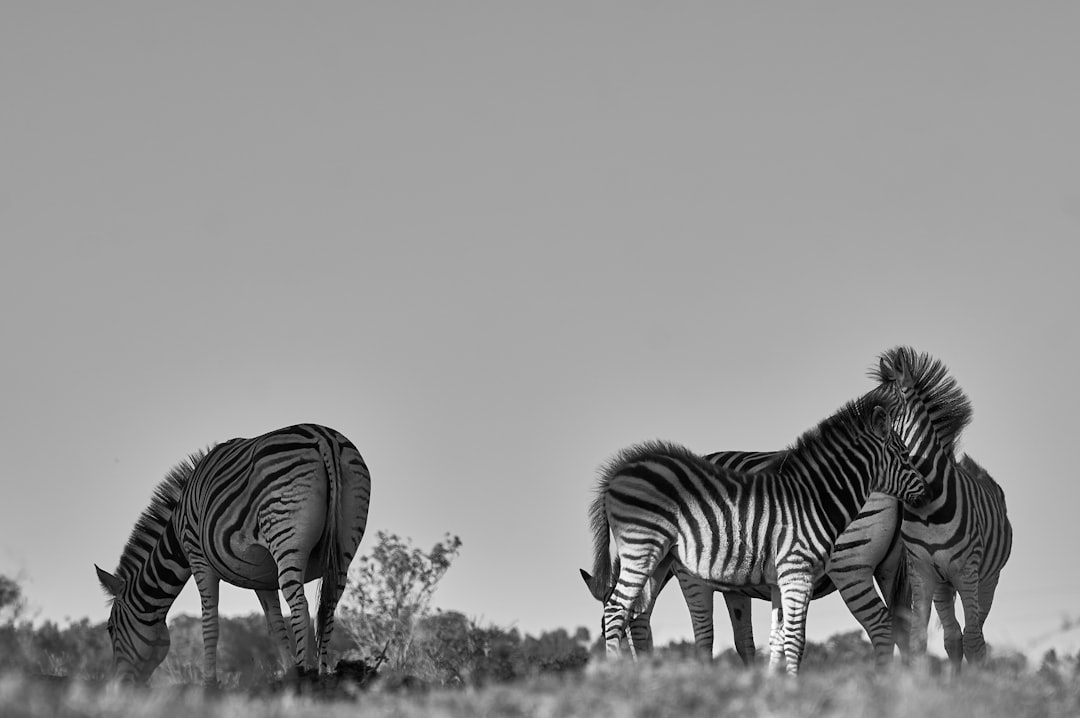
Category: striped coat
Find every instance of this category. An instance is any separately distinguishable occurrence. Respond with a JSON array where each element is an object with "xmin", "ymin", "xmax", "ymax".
[
  {"xmin": 876, "ymin": 346, "xmax": 1012, "ymax": 672},
  {"xmin": 586, "ymin": 392, "xmax": 928, "ymax": 675},
  {"xmin": 584, "ymin": 449, "xmax": 910, "ymax": 666},
  {"xmin": 96, "ymin": 423, "xmax": 370, "ymax": 684}
]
